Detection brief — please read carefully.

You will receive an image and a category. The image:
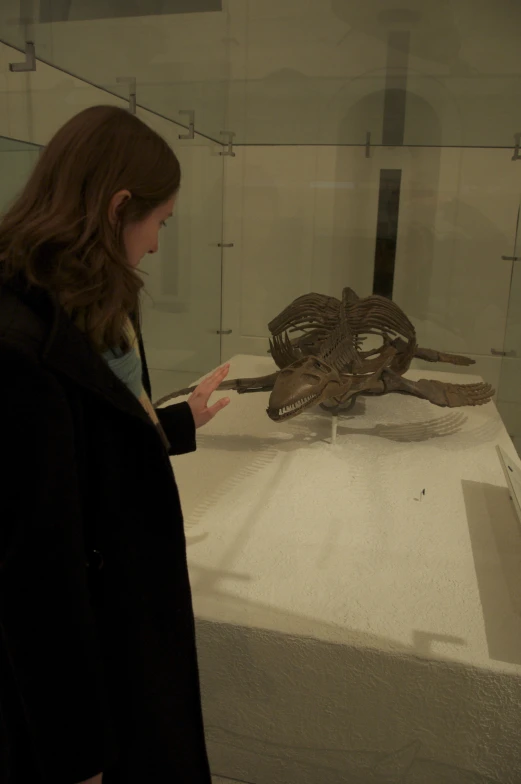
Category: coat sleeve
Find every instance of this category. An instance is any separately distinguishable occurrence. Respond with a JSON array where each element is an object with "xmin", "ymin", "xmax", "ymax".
[
  {"xmin": 136, "ymin": 328, "xmax": 196, "ymax": 457},
  {"xmin": 0, "ymin": 345, "xmax": 117, "ymax": 784},
  {"xmin": 156, "ymin": 401, "xmax": 197, "ymax": 456}
]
